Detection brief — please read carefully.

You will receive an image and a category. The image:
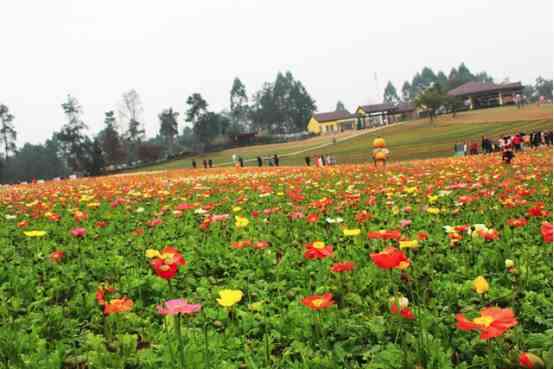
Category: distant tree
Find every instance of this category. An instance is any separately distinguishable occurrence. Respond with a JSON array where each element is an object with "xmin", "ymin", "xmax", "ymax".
[
  {"xmin": 444, "ymin": 96, "xmax": 464, "ymax": 118},
  {"xmin": 0, "ymin": 104, "xmax": 16, "ymax": 160},
  {"xmin": 535, "ymin": 76, "xmax": 553, "ymax": 100},
  {"xmin": 474, "ymin": 71, "xmax": 494, "ymax": 83},
  {"xmin": 56, "ymin": 95, "xmax": 89, "ymax": 172},
  {"xmin": 230, "ymin": 78, "xmax": 249, "ymax": 130},
  {"xmin": 335, "ymin": 101, "xmax": 347, "ymax": 112},
  {"xmin": 522, "ymin": 85, "xmax": 536, "ymax": 102},
  {"xmin": 401, "ymin": 81, "xmax": 413, "ymax": 102},
  {"xmin": 193, "ymin": 112, "xmax": 227, "ymax": 144},
  {"xmin": 436, "ymin": 71, "xmax": 449, "ymax": 91},
  {"xmin": 383, "ymin": 81, "xmax": 400, "ymax": 104},
  {"xmin": 99, "ymin": 111, "xmax": 125, "ymax": 165},
  {"xmin": 415, "ymin": 85, "xmax": 445, "ymax": 122},
  {"xmin": 178, "ymin": 126, "xmax": 194, "ymax": 148},
  {"xmin": 137, "ymin": 143, "xmax": 164, "ymax": 162},
  {"xmin": 287, "ymin": 76, "xmax": 316, "ymax": 132},
  {"xmin": 185, "ymin": 93, "xmax": 208, "ymax": 125},
  {"xmin": 119, "ymin": 89, "xmax": 145, "ymax": 161},
  {"xmin": 158, "ymin": 108, "xmax": 179, "ymax": 155},
  {"xmin": 249, "ymin": 82, "xmax": 278, "ymax": 132},
  {"xmin": 84, "ymin": 138, "xmax": 105, "ymax": 176}
]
